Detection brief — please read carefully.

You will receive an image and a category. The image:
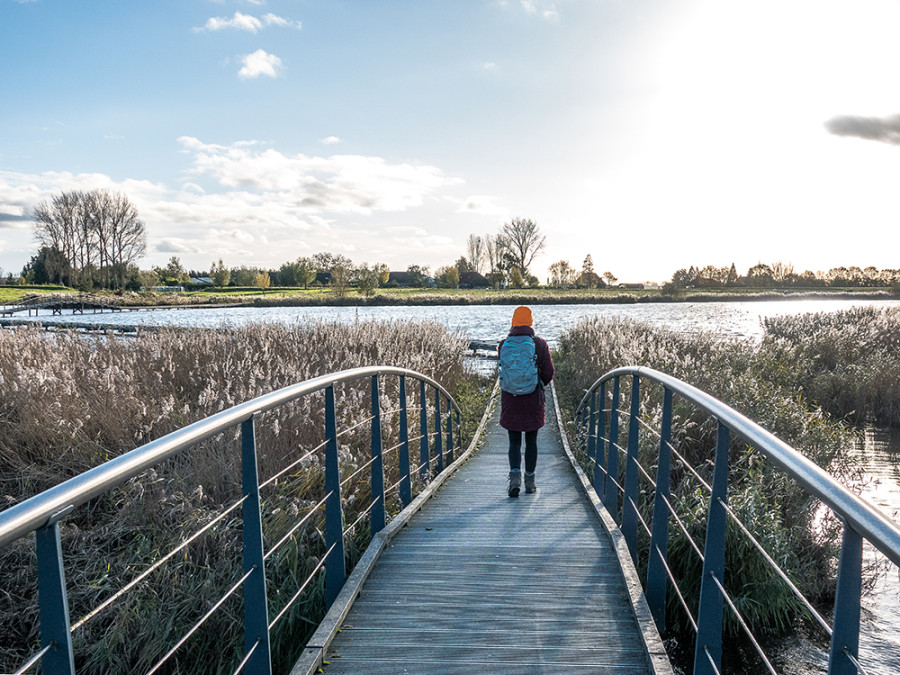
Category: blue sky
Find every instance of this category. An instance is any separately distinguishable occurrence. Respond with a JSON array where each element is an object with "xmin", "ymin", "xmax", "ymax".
[{"xmin": 2, "ymin": 0, "xmax": 899, "ymax": 282}]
